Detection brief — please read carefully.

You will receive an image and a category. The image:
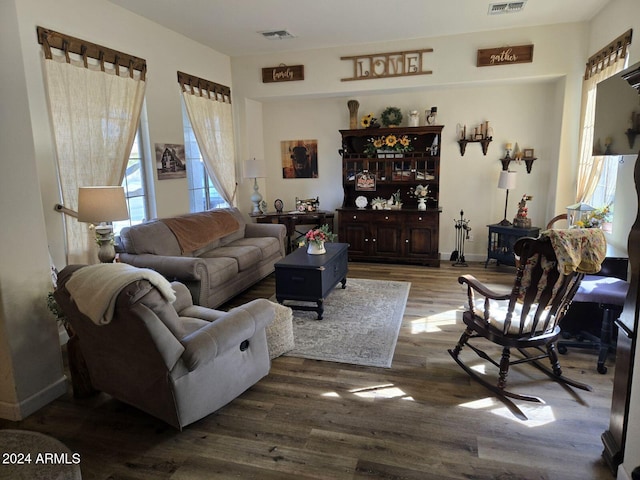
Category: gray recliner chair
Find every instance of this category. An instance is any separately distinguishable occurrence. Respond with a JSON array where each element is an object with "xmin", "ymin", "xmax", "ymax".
[{"xmin": 54, "ymin": 264, "xmax": 273, "ymax": 430}]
